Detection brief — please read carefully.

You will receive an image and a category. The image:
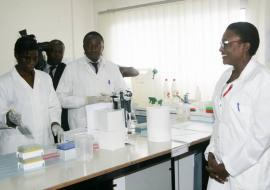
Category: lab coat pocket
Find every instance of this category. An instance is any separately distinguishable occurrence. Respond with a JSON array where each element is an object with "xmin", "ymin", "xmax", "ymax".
[
  {"xmin": 232, "ymin": 101, "xmax": 251, "ymax": 115},
  {"xmin": 230, "ymin": 97, "xmax": 253, "ymax": 130}
]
